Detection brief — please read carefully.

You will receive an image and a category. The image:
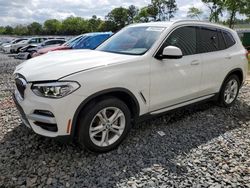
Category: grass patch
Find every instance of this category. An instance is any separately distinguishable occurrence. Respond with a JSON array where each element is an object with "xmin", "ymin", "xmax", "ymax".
[{"xmin": 248, "ymin": 54, "xmax": 250, "ymax": 74}]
